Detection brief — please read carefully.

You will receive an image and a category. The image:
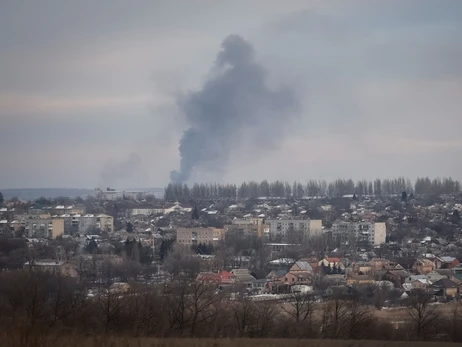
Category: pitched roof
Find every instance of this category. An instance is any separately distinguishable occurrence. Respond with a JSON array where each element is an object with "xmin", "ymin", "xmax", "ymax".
[
  {"xmin": 386, "ymin": 270, "xmax": 410, "ymax": 277},
  {"xmin": 435, "ymin": 269, "xmax": 454, "ymax": 276},
  {"xmin": 196, "ymin": 272, "xmax": 219, "ymax": 282},
  {"xmin": 268, "ymin": 269, "xmax": 288, "ymax": 278},
  {"xmin": 431, "ymin": 278, "xmax": 458, "ymax": 289},
  {"xmin": 292, "ymin": 260, "xmax": 313, "ymax": 272},
  {"xmin": 234, "ymin": 274, "xmax": 256, "ymax": 283},
  {"xmin": 439, "ymin": 256, "xmax": 456, "ymax": 263}
]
